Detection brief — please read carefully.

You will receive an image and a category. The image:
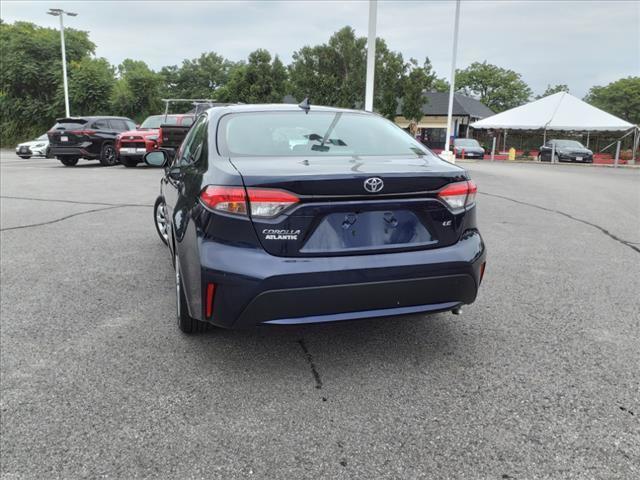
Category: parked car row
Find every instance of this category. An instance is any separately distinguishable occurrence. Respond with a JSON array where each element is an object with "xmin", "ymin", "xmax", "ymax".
[
  {"xmin": 14, "ymin": 113, "xmax": 194, "ymax": 168},
  {"xmin": 15, "ymin": 115, "xmax": 594, "ymax": 167},
  {"xmin": 448, "ymin": 138, "xmax": 593, "ymax": 163}
]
